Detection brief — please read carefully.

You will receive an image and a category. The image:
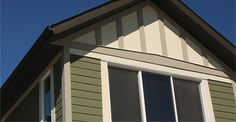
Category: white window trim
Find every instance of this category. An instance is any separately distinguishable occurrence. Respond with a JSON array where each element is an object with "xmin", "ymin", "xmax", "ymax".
[
  {"xmin": 39, "ymin": 68, "xmax": 55, "ymax": 122},
  {"xmin": 70, "ymin": 49, "xmax": 218, "ymax": 122},
  {"xmin": 170, "ymin": 76, "xmax": 179, "ymax": 122},
  {"xmin": 101, "ymin": 61, "xmax": 112, "ymax": 122},
  {"xmin": 107, "ymin": 63, "xmax": 214, "ymax": 122},
  {"xmin": 70, "ymin": 48, "xmax": 231, "ymax": 83},
  {"xmin": 199, "ymin": 79, "xmax": 216, "ymax": 122},
  {"xmin": 137, "ymin": 71, "xmax": 147, "ymax": 122}
]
